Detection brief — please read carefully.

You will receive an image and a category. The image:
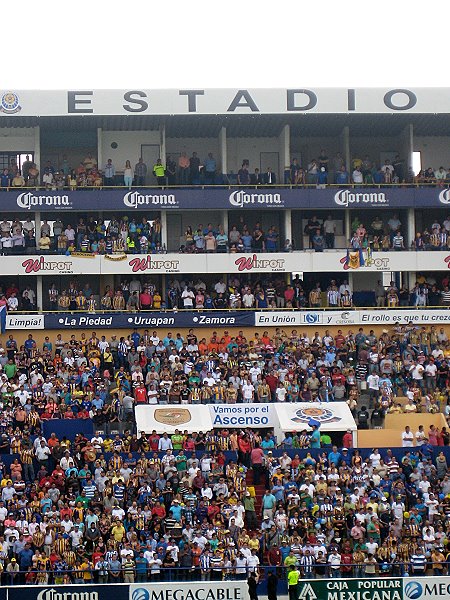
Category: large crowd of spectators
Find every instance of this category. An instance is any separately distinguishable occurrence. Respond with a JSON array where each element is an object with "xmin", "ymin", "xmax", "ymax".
[
  {"xmin": 4, "ymin": 211, "xmax": 450, "ymax": 256},
  {"xmin": 5, "ymin": 150, "xmax": 449, "ymax": 190},
  {"xmin": 0, "ymin": 323, "xmax": 447, "ymax": 585}
]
